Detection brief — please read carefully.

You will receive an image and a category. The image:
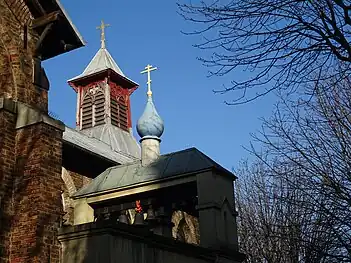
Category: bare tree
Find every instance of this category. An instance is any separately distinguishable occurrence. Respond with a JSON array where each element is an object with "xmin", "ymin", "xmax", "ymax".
[
  {"xmin": 236, "ymin": 159, "xmax": 334, "ymax": 263},
  {"xmin": 243, "ymin": 76, "xmax": 351, "ymax": 262},
  {"xmin": 178, "ymin": 0, "xmax": 351, "ymax": 104}
]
